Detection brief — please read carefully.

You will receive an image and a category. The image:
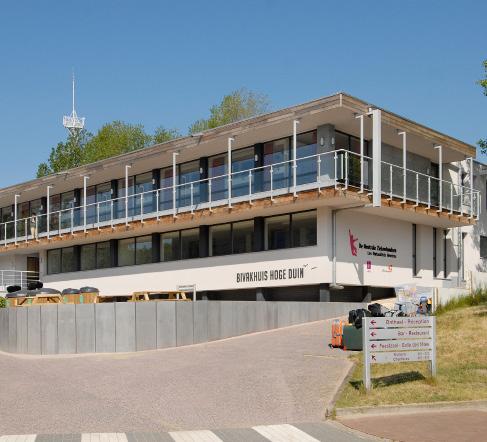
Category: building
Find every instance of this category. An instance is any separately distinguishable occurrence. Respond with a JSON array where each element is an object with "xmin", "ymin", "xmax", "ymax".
[{"xmin": 0, "ymin": 92, "xmax": 484, "ymax": 302}]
